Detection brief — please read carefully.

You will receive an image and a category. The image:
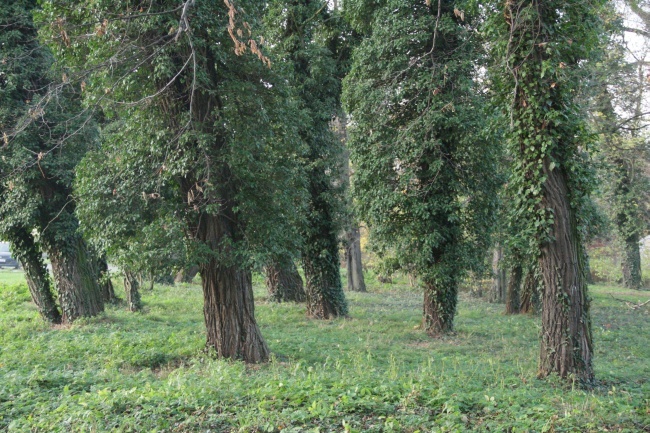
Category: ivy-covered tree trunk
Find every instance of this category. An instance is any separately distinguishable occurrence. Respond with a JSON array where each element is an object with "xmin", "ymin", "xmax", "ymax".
[
  {"xmin": 198, "ymin": 213, "xmax": 269, "ymax": 362},
  {"xmin": 496, "ymin": 0, "xmax": 599, "ymax": 383},
  {"xmin": 538, "ymin": 163, "xmax": 593, "ymax": 381},
  {"xmin": 423, "ymin": 282, "xmax": 456, "ymax": 335},
  {"xmin": 48, "ymin": 236, "xmax": 104, "ymax": 323},
  {"xmin": 621, "ymin": 233, "xmax": 642, "ymax": 290},
  {"xmin": 489, "ymin": 246, "xmax": 506, "ymax": 303},
  {"xmin": 265, "ymin": 259, "xmax": 305, "ymax": 302},
  {"xmin": 346, "ymin": 226, "xmax": 366, "ymax": 292},
  {"xmin": 506, "ymin": 265, "xmax": 522, "ymax": 315},
  {"xmin": 123, "ymin": 269, "xmax": 141, "ymax": 312},
  {"xmin": 7, "ymin": 228, "xmax": 61, "ymax": 324}
]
